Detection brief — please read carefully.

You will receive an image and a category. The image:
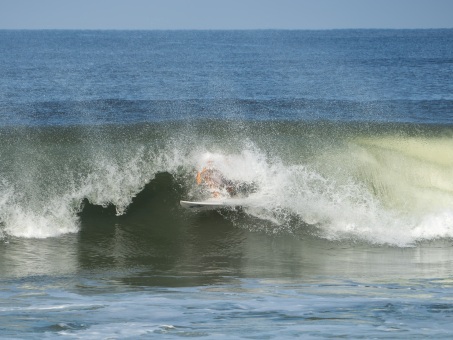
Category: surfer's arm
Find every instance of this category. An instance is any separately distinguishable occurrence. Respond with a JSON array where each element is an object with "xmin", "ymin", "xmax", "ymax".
[{"xmin": 196, "ymin": 167, "xmax": 207, "ymax": 185}]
